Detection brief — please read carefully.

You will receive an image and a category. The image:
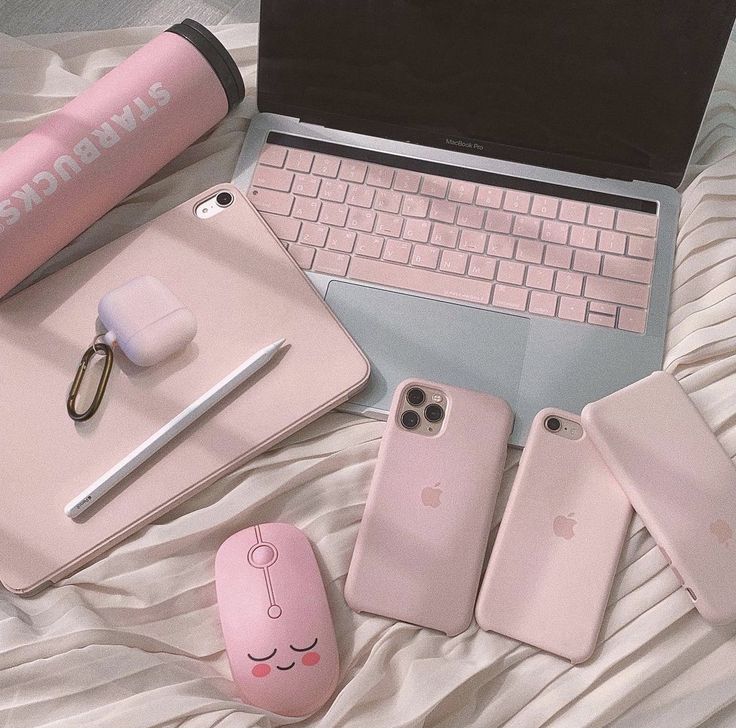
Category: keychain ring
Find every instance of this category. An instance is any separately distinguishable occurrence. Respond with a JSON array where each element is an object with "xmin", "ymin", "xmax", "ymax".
[{"xmin": 66, "ymin": 341, "xmax": 114, "ymax": 422}]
